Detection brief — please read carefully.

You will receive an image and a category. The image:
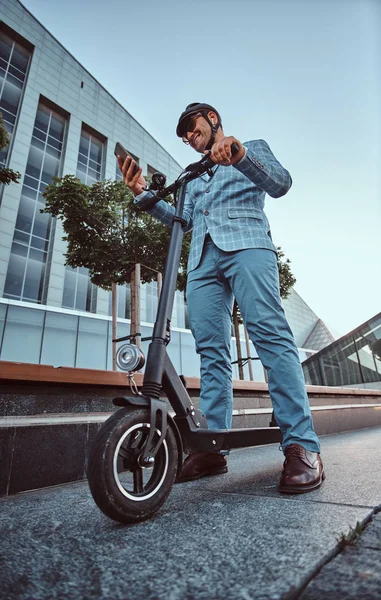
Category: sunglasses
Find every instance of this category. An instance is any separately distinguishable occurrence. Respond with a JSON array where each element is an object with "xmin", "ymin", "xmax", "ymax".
[{"xmin": 182, "ymin": 113, "xmax": 203, "ymax": 144}]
